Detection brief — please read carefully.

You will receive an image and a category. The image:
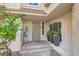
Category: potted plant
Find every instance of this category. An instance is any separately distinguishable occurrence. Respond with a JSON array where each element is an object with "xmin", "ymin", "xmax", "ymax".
[
  {"xmin": 47, "ymin": 30, "xmax": 54, "ymax": 43},
  {"xmin": 47, "ymin": 30, "xmax": 51, "ymax": 41},
  {"xmin": 53, "ymin": 31, "xmax": 60, "ymax": 46},
  {"xmin": 47, "ymin": 30, "xmax": 60, "ymax": 46}
]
